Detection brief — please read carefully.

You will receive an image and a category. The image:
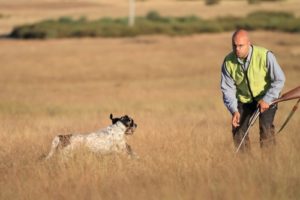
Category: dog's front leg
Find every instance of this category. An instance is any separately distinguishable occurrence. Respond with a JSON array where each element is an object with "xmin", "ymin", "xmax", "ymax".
[{"xmin": 126, "ymin": 143, "xmax": 139, "ymax": 159}]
